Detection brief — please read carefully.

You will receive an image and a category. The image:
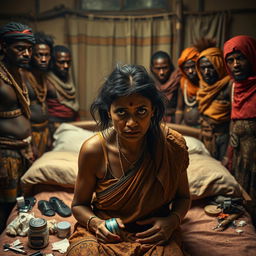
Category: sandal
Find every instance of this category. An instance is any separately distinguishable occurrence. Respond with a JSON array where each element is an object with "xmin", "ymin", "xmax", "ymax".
[
  {"xmin": 49, "ymin": 197, "xmax": 71, "ymax": 217},
  {"xmin": 38, "ymin": 200, "xmax": 55, "ymax": 216}
]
